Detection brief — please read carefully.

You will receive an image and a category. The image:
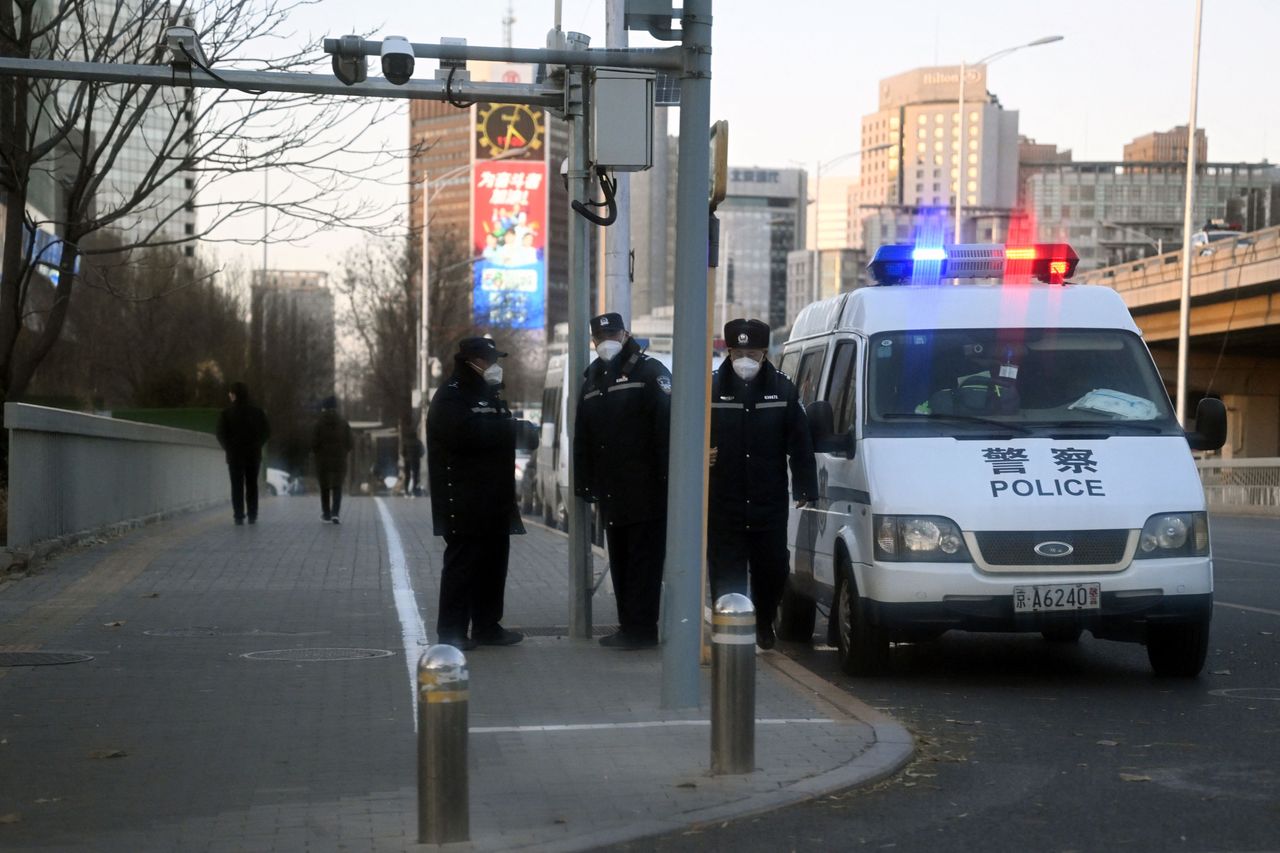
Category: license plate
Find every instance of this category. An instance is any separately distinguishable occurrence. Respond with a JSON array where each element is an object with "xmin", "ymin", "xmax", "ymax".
[{"xmin": 1013, "ymin": 583, "xmax": 1101, "ymax": 613}]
